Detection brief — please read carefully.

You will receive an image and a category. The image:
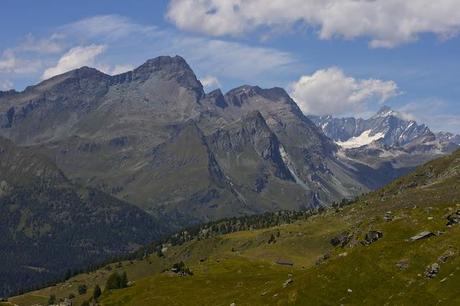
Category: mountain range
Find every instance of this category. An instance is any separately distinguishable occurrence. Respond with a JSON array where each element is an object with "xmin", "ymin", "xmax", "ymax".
[
  {"xmin": 0, "ymin": 55, "xmax": 368, "ymax": 224},
  {"xmin": 1, "ymin": 55, "xmax": 459, "ymax": 297},
  {"xmin": 309, "ymin": 106, "xmax": 459, "ymax": 151}
]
